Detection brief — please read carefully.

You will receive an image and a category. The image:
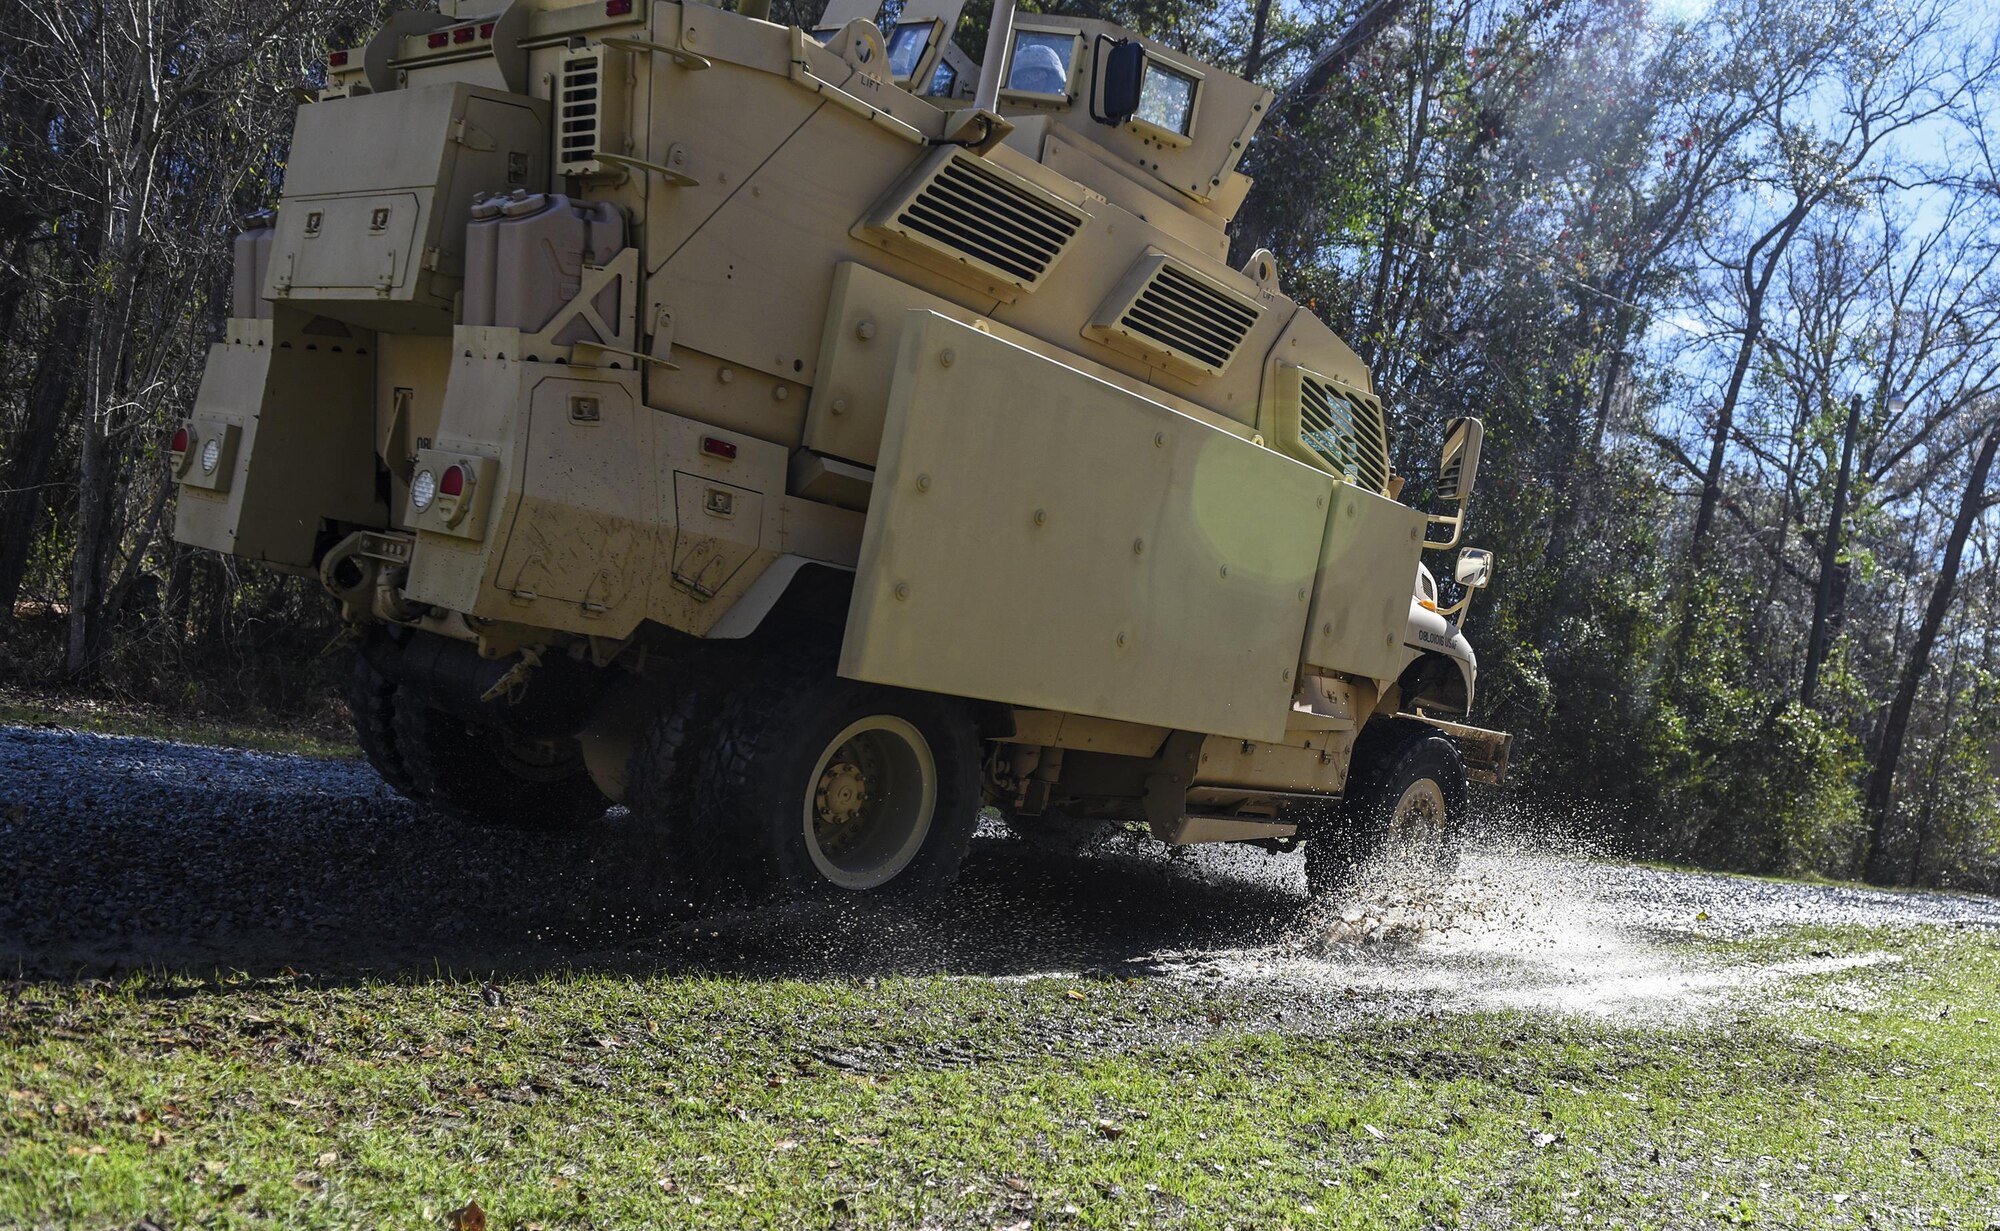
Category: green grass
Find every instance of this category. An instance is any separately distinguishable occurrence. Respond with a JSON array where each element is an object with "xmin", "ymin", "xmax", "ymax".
[
  {"xmin": 0, "ymin": 692, "xmax": 354, "ymax": 759},
  {"xmin": 4, "ymin": 926, "xmax": 1998, "ymax": 1228}
]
